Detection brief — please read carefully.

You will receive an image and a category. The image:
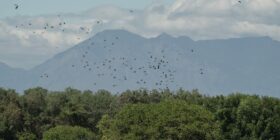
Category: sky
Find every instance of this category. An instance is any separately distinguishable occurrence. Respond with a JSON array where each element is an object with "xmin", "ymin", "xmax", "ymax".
[
  {"xmin": 1, "ymin": 0, "xmax": 280, "ymax": 69},
  {"xmin": 0, "ymin": 0, "xmax": 173, "ymax": 18}
]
